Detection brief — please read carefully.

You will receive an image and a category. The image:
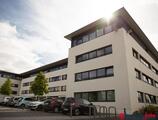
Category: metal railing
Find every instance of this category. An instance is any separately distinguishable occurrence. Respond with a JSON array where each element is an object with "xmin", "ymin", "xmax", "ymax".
[{"xmin": 69, "ymin": 105, "xmax": 117, "ymax": 120}]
